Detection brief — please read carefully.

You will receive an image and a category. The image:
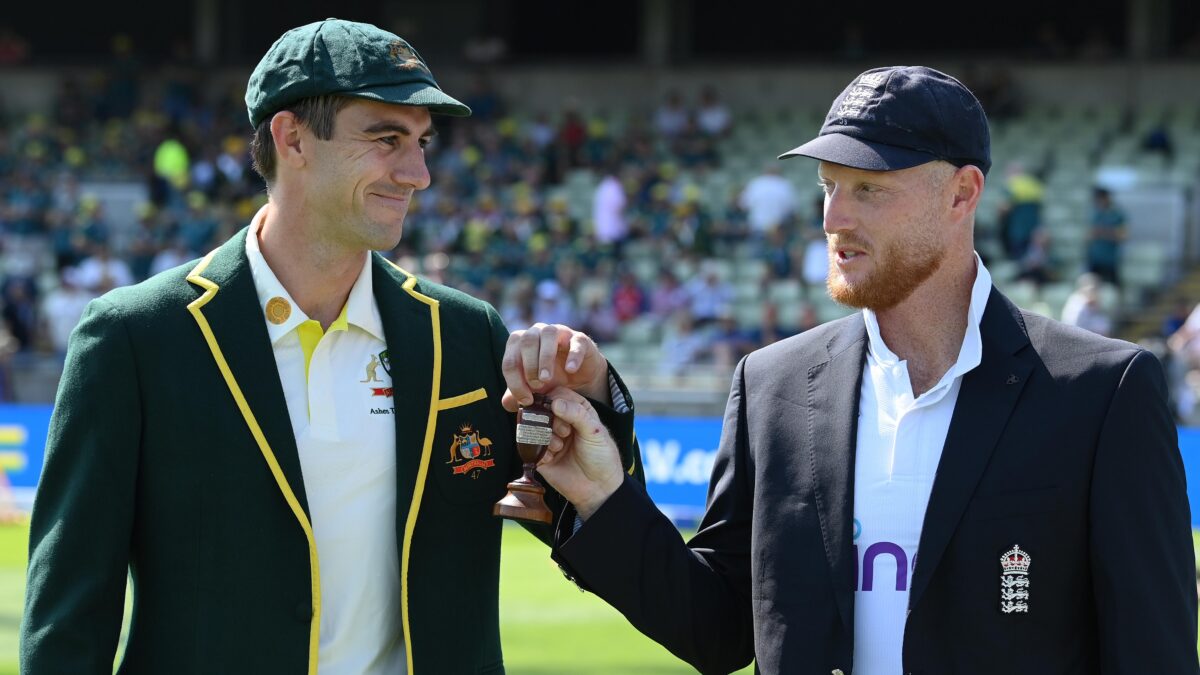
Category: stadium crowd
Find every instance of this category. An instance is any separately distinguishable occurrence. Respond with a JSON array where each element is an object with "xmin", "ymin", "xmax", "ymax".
[{"xmin": 0, "ymin": 44, "xmax": 1195, "ymax": 418}]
